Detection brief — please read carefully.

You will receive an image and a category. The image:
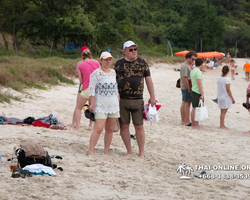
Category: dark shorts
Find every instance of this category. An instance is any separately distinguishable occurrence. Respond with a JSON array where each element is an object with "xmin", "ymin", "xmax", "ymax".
[
  {"xmin": 78, "ymin": 84, "xmax": 82, "ymax": 93},
  {"xmin": 119, "ymin": 99, "xmax": 144, "ymax": 126},
  {"xmin": 191, "ymin": 90, "xmax": 204, "ymax": 108},
  {"xmin": 245, "ymin": 72, "xmax": 250, "ymax": 76},
  {"xmin": 181, "ymin": 89, "xmax": 191, "ymax": 102}
]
